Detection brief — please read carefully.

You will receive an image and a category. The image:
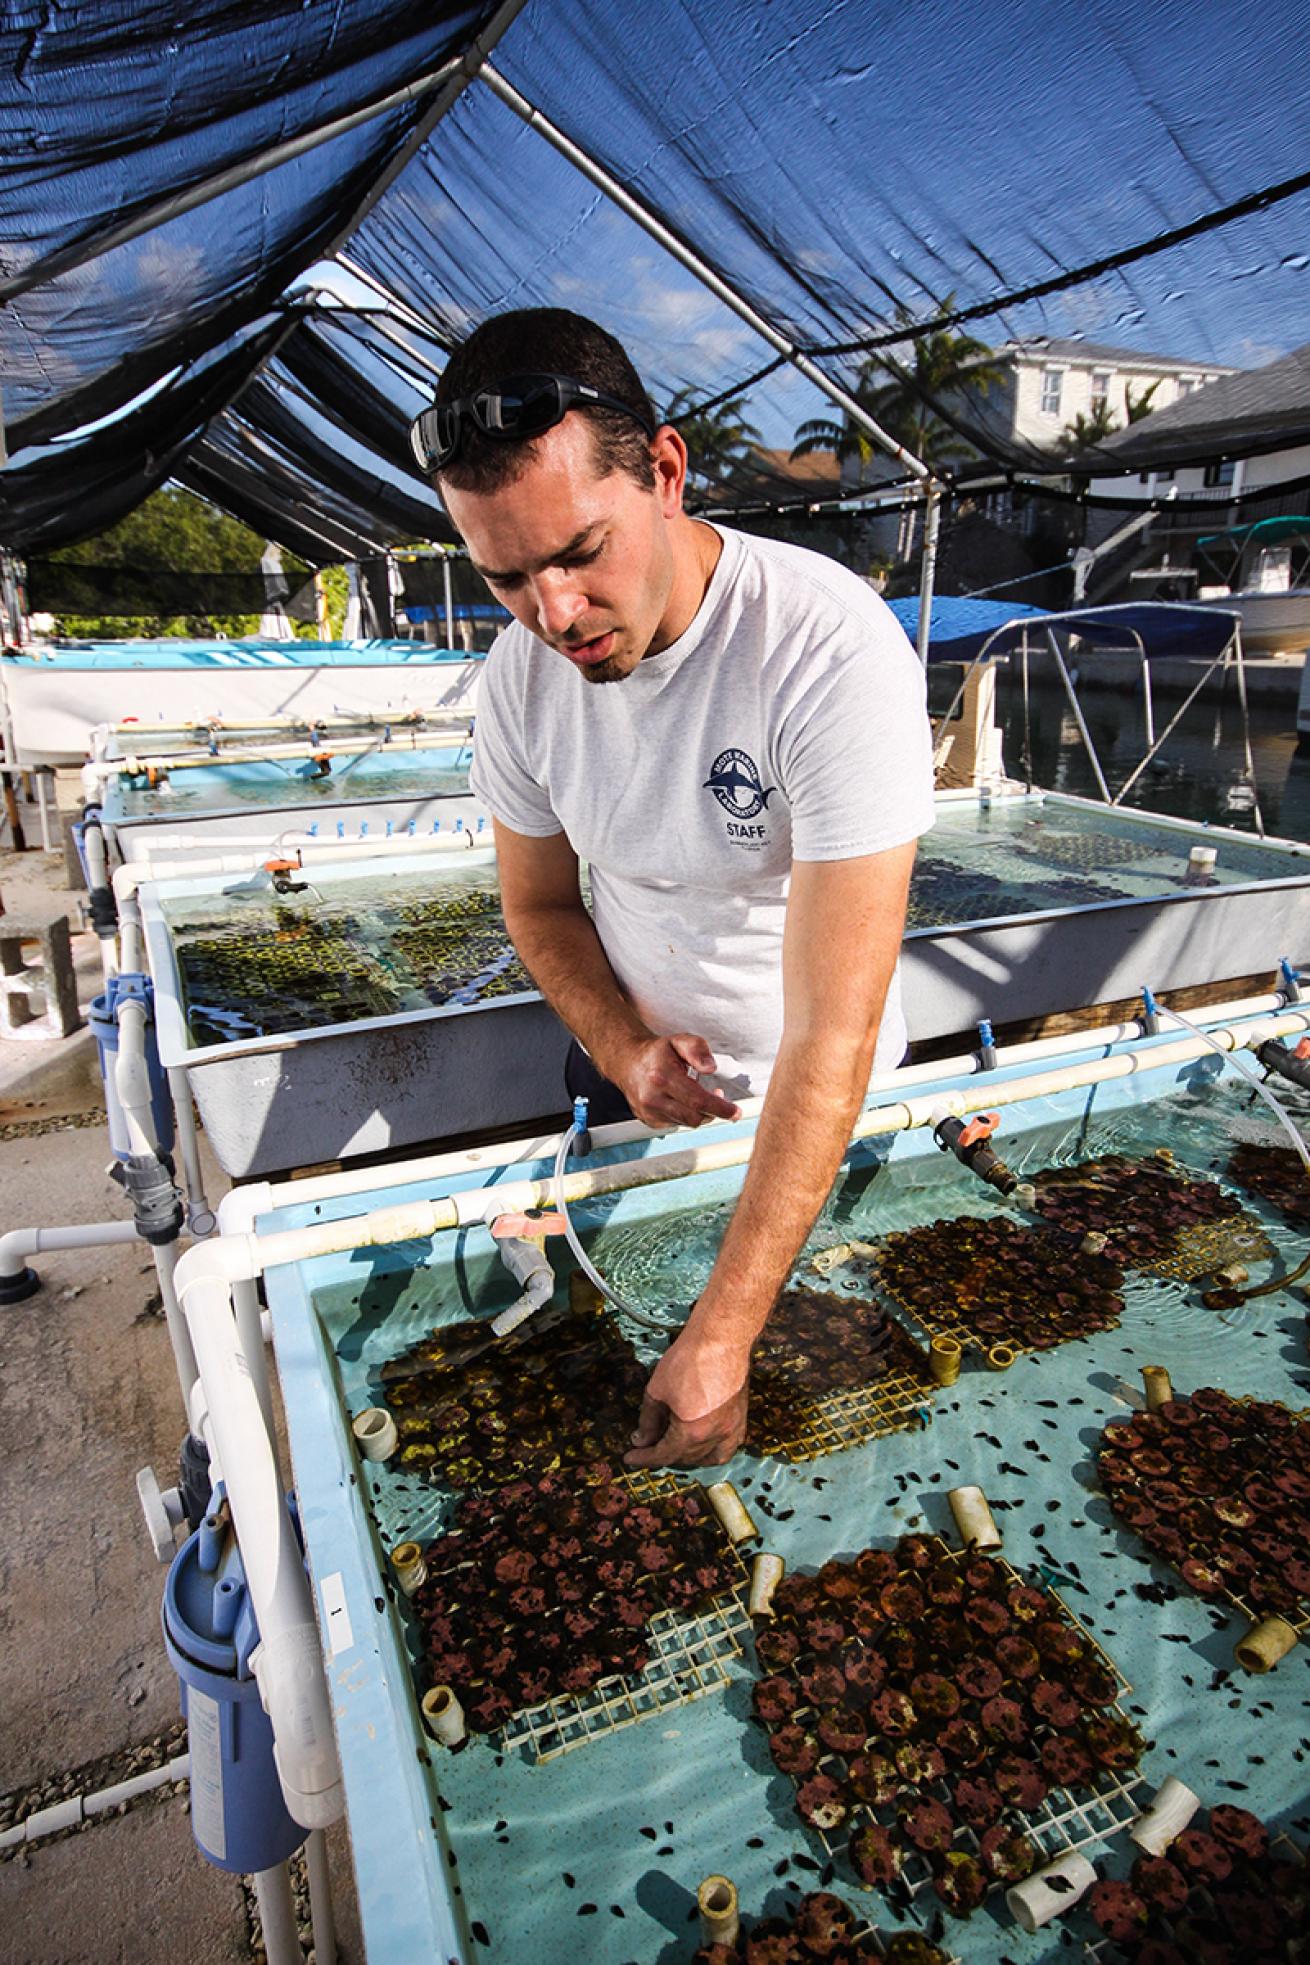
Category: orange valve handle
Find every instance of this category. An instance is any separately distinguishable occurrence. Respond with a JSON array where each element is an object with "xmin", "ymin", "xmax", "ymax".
[
  {"xmin": 957, "ymin": 1113, "xmax": 1000, "ymax": 1150},
  {"xmin": 490, "ymin": 1212, "xmax": 569, "ymax": 1240}
]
